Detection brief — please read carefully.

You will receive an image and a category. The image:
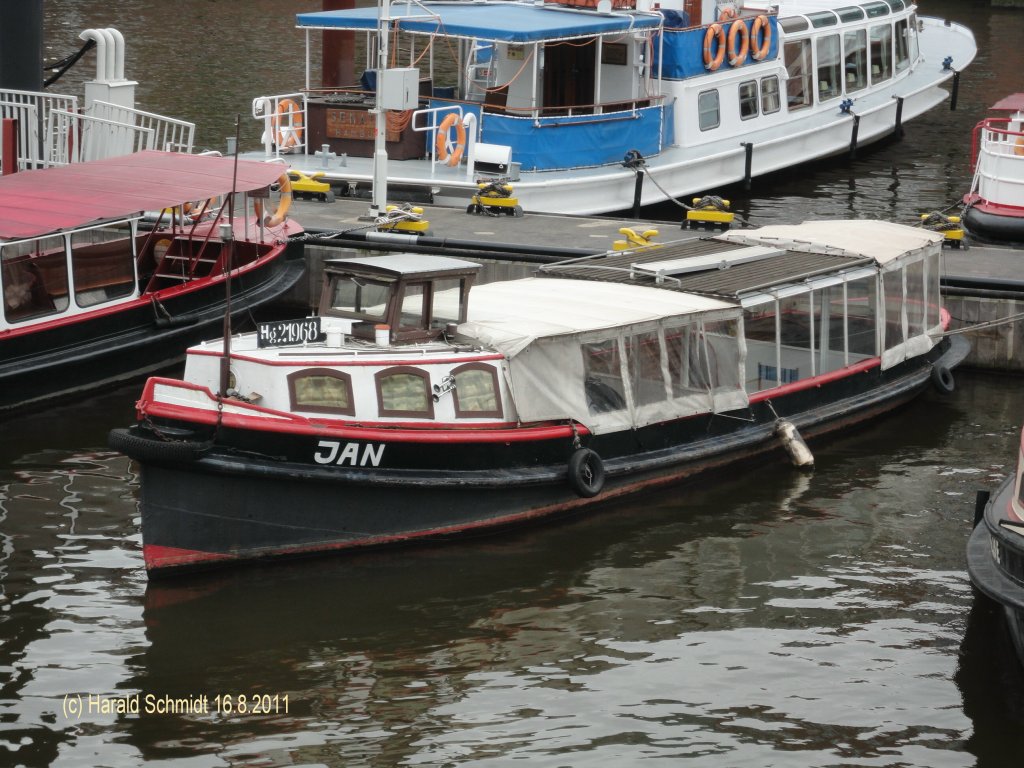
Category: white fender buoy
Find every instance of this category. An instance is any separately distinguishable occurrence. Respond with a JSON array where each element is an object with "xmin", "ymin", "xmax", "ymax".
[{"xmin": 774, "ymin": 419, "xmax": 814, "ymax": 470}]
